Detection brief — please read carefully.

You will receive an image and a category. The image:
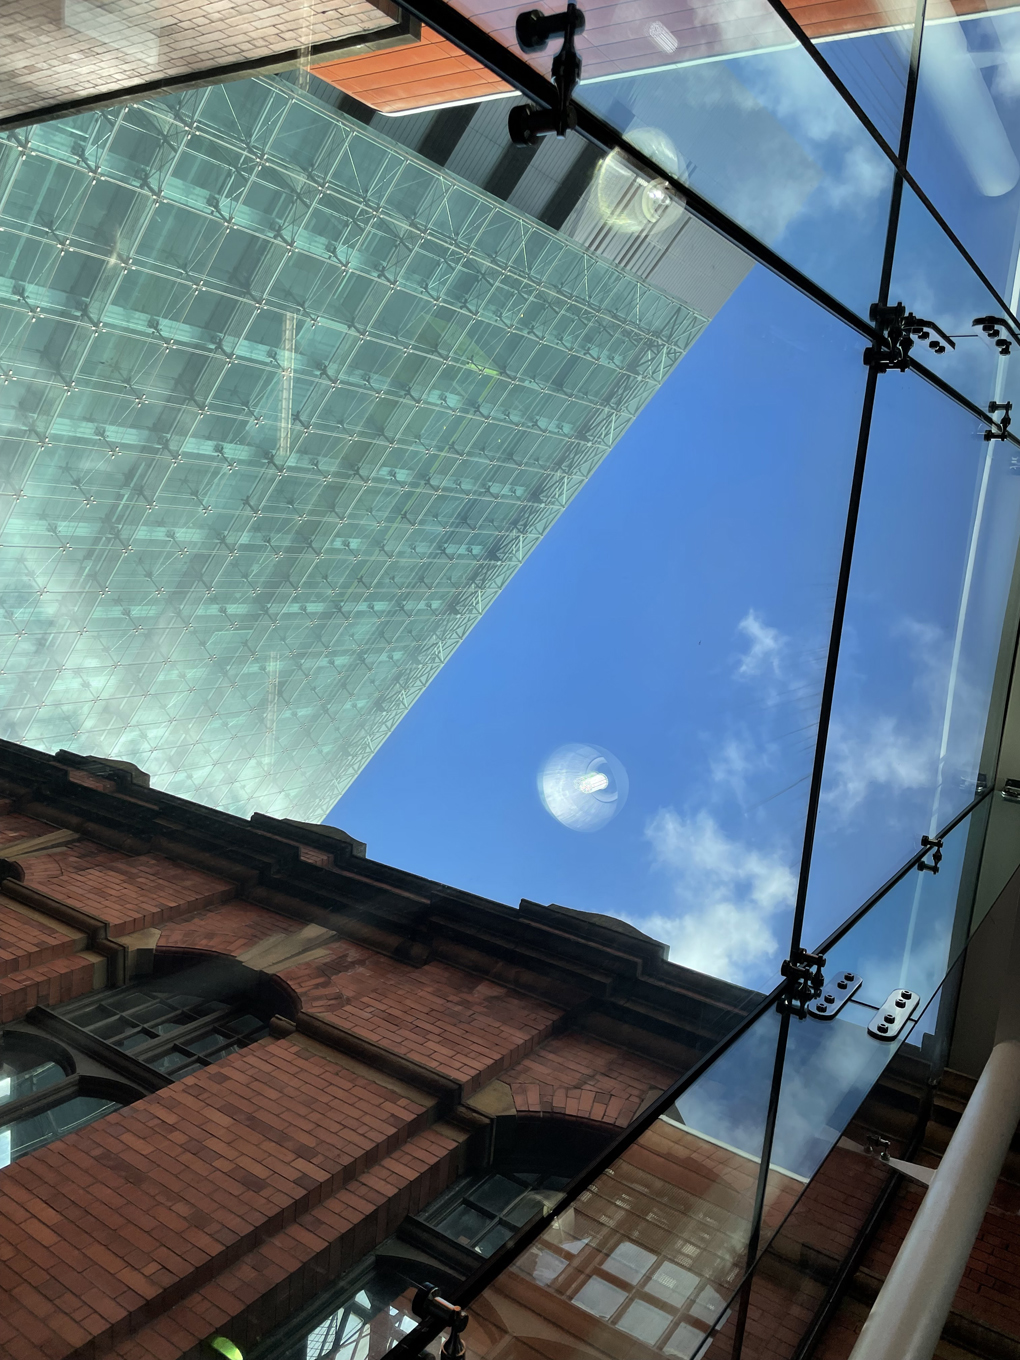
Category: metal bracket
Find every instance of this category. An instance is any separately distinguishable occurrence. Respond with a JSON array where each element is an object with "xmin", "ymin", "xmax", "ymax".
[
  {"xmin": 780, "ymin": 946, "xmax": 826, "ymax": 1017},
  {"xmin": 917, "ymin": 835, "xmax": 943, "ymax": 874},
  {"xmin": 807, "ymin": 970, "xmax": 862, "ymax": 1019},
  {"xmin": 973, "ymin": 315, "xmax": 1020, "ymax": 356},
  {"xmin": 412, "ymin": 1285, "xmax": 469, "ymax": 1360},
  {"xmin": 867, "ymin": 988, "xmax": 919, "ymax": 1040},
  {"xmin": 1003, "ymin": 778, "xmax": 1020, "ymax": 802},
  {"xmin": 864, "ymin": 302, "xmax": 956, "ymax": 373},
  {"xmin": 508, "ymin": 3, "xmax": 584, "ymax": 144},
  {"xmin": 985, "ymin": 400, "xmax": 1013, "ymax": 441},
  {"xmin": 839, "ymin": 1134, "xmax": 936, "ymax": 1186}
]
